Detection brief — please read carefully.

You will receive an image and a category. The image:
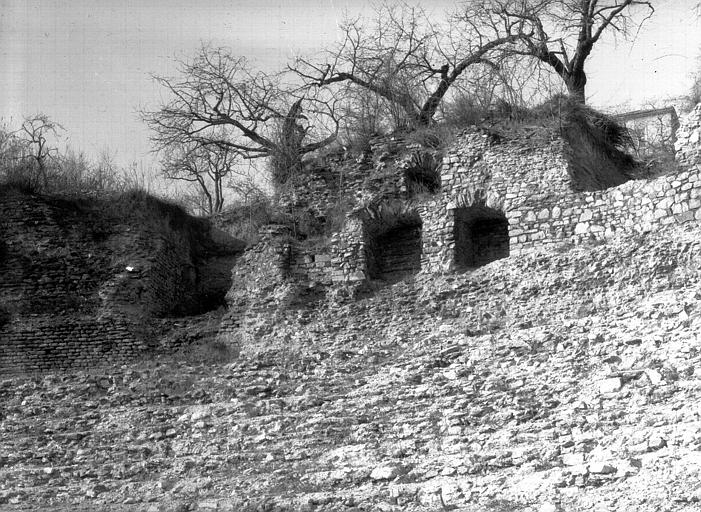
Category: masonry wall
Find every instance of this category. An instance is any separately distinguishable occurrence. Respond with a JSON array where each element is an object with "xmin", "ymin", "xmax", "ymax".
[
  {"xmin": 507, "ymin": 166, "xmax": 701, "ymax": 251},
  {"xmin": 0, "ymin": 187, "xmax": 226, "ymax": 374},
  {"xmin": 676, "ymin": 104, "xmax": 701, "ymax": 166},
  {"xmin": 279, "ymin": 135, "xmax": 440, "ymax": 219},
  {"xmin": 217, "ymin": 220, "xmax": 370, "ymax": 340},
  {"xmin": 98, "ymin": 231, "xmax": 202, "ymax": 318},
  {"xmin": 423, "ymin": 127, "xmax": 701, "ymax": 272},
  {"xmin": 0, "ymin": 316, "xmax": 147, "ymax": 373},
  {"xmin": 421, "ymin": 132, "xmax": 572, "ymax": 271}
]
